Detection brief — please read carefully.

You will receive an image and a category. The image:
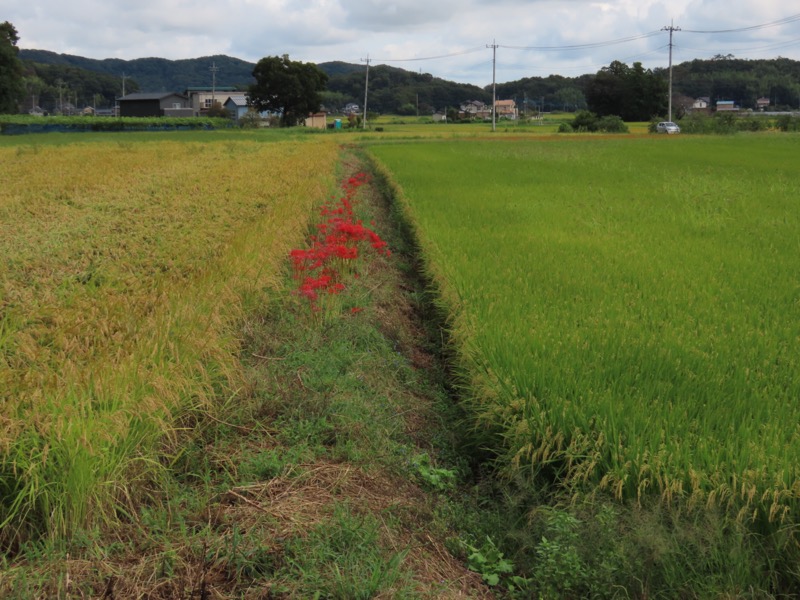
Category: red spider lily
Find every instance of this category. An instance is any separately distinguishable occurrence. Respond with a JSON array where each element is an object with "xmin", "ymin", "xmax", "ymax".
[{"xmin": 289, "ymin": 171, "xmax": 389, "ymax": 312}]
